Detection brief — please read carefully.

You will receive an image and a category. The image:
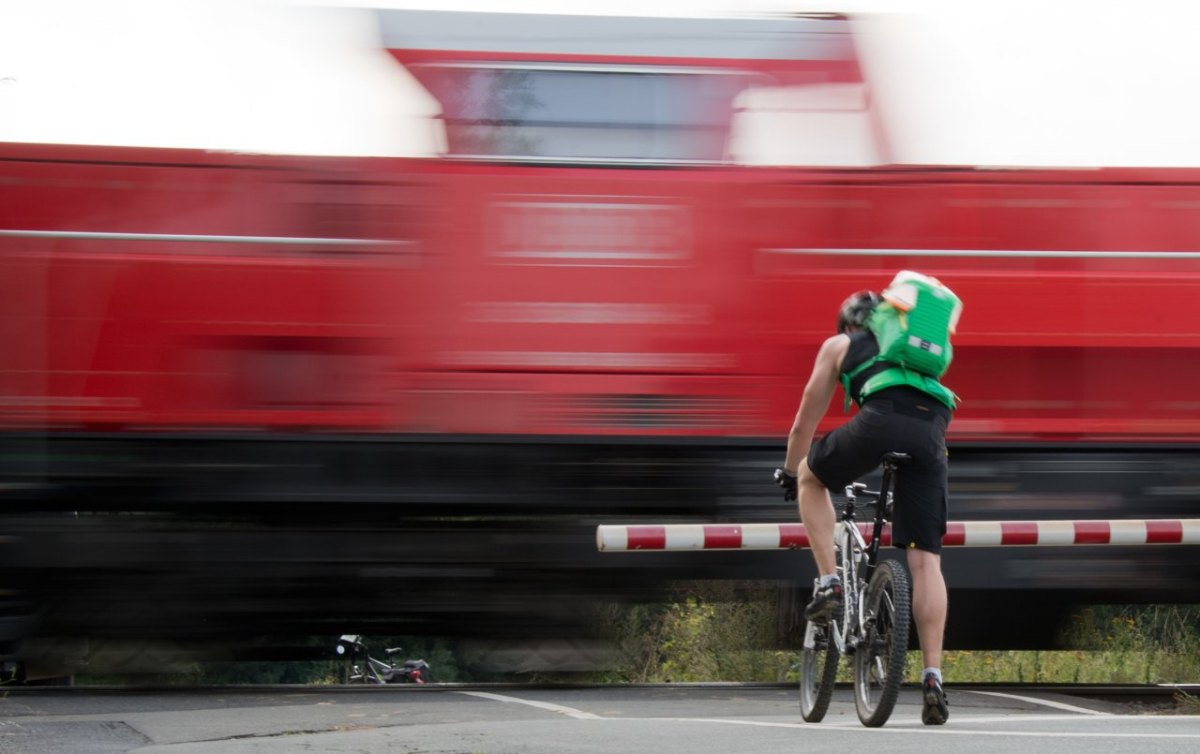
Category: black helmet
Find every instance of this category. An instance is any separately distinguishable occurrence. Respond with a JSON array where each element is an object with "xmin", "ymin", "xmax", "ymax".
[{"xmin": 836, "ymin": 290, "xmax": 880, "ymax": 334}]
